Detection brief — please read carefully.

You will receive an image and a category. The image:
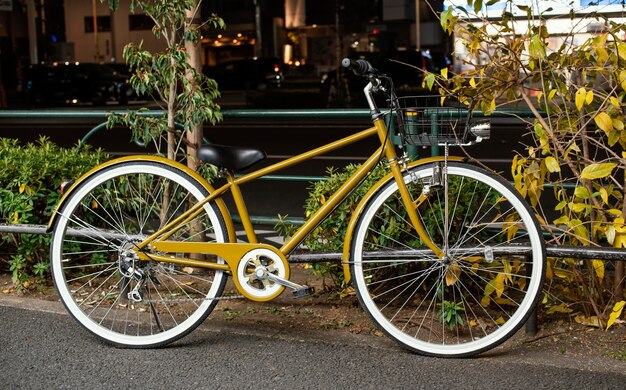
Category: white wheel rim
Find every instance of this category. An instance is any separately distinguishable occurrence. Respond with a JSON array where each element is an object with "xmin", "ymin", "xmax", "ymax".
[
  {"xmin": 352, "ymin": 165, "xmax": 544, "ymax": 356},
  {"xmin": 51, "ymin": 163, "xmax": 226, "ymax": 346}
]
